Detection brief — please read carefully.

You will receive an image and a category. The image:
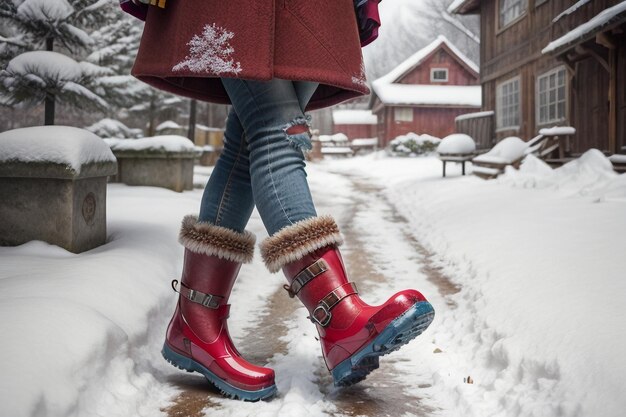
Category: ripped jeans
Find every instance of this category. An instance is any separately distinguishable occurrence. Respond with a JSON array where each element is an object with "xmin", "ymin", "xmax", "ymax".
[{"xmin": 198, "ymin": 77, "xmax": 319, "ymax": 236}]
